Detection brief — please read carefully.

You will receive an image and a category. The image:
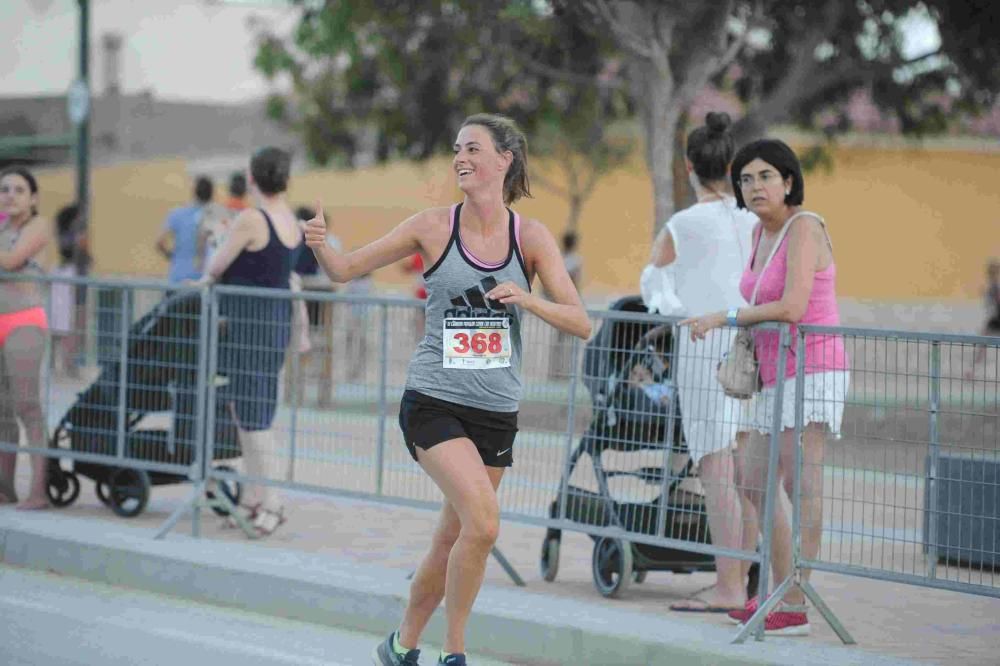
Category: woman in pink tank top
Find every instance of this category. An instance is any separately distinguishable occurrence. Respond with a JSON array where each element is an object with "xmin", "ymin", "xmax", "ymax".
[{"xmin": 682, "ymin": 139, "xmax": 850, "ymax": 636}]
